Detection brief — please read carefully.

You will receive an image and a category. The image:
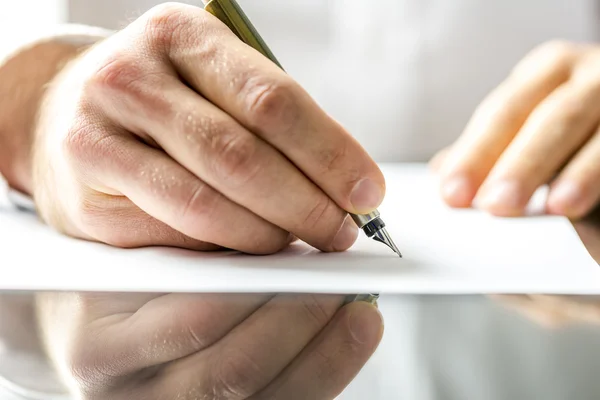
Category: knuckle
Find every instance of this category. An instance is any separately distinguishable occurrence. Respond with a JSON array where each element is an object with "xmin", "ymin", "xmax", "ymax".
[
  {"xmin": 211, "ymin": 132, "xmax": 260, "ymax": 186},
  {"xmin": 310, "ymin": 346, "xmax": 341, "ymax": 387},
  {"xmin": 511, "ymin": 40, "xmax": 576, "ymax": 80},
  {"xmin": 298, "ymin": 294, "xmax": 334, "ymax": 329},
  {"xmin": 76, "ymin": 198, "xmax": 124, "ymax": 244},
  {"xmin": 75, "ymin": 197, "xmax": 139, "ymax": 249},
  {"xmin": 88, "ymin": 56, "xmax": 159, "ymax": 105},
  {"xmin": 183, "ymin": 114, "xmax": 261, "ymax": 186},
  {"xmin": 85, "ymin": 55, "xmax": 170, "ymax": 119},
  {"xmin": 241, "ymin": 75, "xmax": 300, "ymax": 133},
  {"xmin": 66, "ymin": 336, "xmax": 115, "ymax": 393},
  {"xmin": 63, "ymin": 125, "xmax": 123, "ymax": 186},
  {"xmin": 63, "ymin": 118, "xmax": 99, "ymax": 161},
  {"xmin": 90, "ymin": 57, "xmax": 140, "ymax": 94},
  {"xmin": 179, "ymin": 182, "xmax": 221, "ymax": 233},
  {"xmin": 211, "ymin": 350, "xmax": 265, "ymax": 398},
  {"xmin": 143, "ymin": 2, "xmax": 194, "ymax": 51},
  {"xmin": 64, "ymin": 123, "xmax": 116, "ymax": 163},
  {"xmin": 300, "ymin": 196, "xmax": 337, "ymax": 232},
  {"xmin": 558, "ymin": 103, "xmax": 585, "ymax": 128},
  {"xmin": 316, "ymin": 142, "xmax": 350, "ymax": 175}
]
